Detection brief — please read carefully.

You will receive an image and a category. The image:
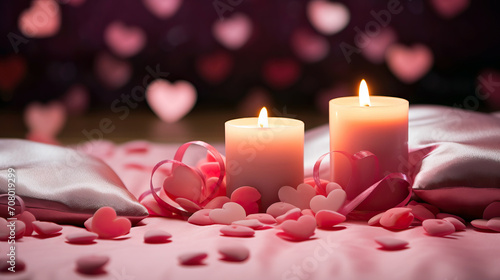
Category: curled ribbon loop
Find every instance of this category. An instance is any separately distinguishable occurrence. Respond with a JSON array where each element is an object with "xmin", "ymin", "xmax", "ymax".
[
  {"xmin": 313, "ymin": 150, "xmax": 411, "ymax": 216},
  {"xmin": 0, "ymin": 194, "xmax": 26, "ymax": 215},
  {"xmin": 139, "ymin": 141, "xmax": 226, "ymax": 216}
]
